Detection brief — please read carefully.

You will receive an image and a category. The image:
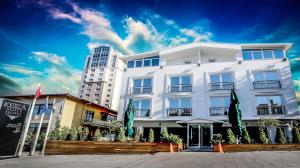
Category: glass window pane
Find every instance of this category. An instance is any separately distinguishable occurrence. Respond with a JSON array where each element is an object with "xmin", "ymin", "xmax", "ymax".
[
  {"xmin": 143, "ymin": 59, "xmax": 151, "ymax": 67},
  {"xmin": 181, "ymin": 76, "xmax": 191, "ymax": 85},
  {"xmin": 133, "ymin": 100, "xmax": 140, "ymax": 109},
  {"xmin": 242, "ymin": 51, "xmax": 252, "ymax": 60},
  {"xmin": 210, "ymin": 97, "xmax": 221, "ymax": 107},
  {"xmin": 134, "ymin": 79, "xmax": 142, "ymax": 87},
  {"xmin": 141, "ymin": 100, "xmax": 150, "ymax": 109},
  {"xmin": 269, "ymin": 96, "xmax": 281, "ymax": 105},
  {"xmin": 273, "ymin": 50, "xmax": 284, "ymax": 59},
  {"xmin": 222, "ymin": 73, "xmax": 232, "ymax": 82},
  {"xmin": 127, "ymin": 61, "xmax": 134, "ymax": 68},
  {"xmin": 143, "ymin": 78, "xmax": 152, "ymax": 87},
  {"xmin": 151, "ymin": 58, "xmax": 159, "ymax": 66},
  {"xmin": 170, "ymin": 99, "xmax": 179, "ymax": 108},
  {"xmin": 33, "ymin": 105, "xmax": 40, "ymax": 115},
  {"xmin": 210, "ymin": 75, "xmax": 219, "ymax": 83},
  {"xmin": 254, "ymin": 72, "xmax": 264, "ymax": 81},
  {"xmin": 135, "ymin": 60, "xmax": 142, "ymax": 67},
  {"xmin": 223, "ymin": 97, "xmax": 230, "ymax": 107},
  {"xmin": 265, "ymin": 71, "xmax": 278, "ymax": 80},
  {"xmin": 171, "ymin": 77, "xmax": 179, "ymax": 86},
  {"xmin": 256, "ymin": 96, "xmax": 268, "ymax": 106},
  {"xmin": 263, "ymin": 50, "xmax": 273, "ymax": 59},
  {"xmin": 181, "ymin": 98, "xmax": 191, "ymax": 108},
  {"xmin": 253, "ymin": 50, "xmax": 262, "ymax": 60}
]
